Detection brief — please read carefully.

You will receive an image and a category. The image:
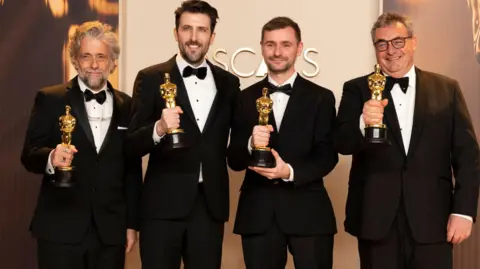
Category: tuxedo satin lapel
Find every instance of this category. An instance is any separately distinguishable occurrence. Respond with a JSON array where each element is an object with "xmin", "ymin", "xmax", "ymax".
[
  {"xmin": 277, "ymin": 75, "xmax": 304, "ymax": 135},
  {"xmin": 406, "ymin": 68, "xmax": 427, "ymax": 161},
  {"xmin": 202, "ymin": 61, "xmax": 225, "ymax": 134},
  {"xmin": 382, "ymin": 84, "xmax": 406, "ymax": 155},
  {"xmin": 98, "ymin": 86, "xmax": 120, "ymax": 155},
  {"xmin": 169, "ymin": 61, "xmax": 200, "ymax": 133},
  {"xmin": 66, "ymin": 78, "xmax": 96, "ymax": 150}
]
